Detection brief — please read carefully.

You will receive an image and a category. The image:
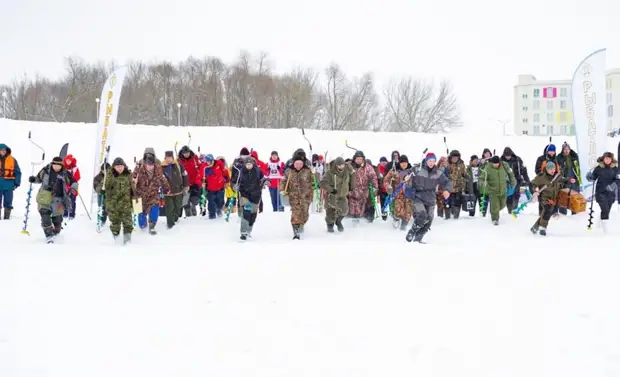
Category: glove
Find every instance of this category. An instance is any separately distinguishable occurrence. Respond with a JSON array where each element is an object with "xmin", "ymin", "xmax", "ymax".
[
  {"xmin": 586, "ymin": 171, "xmax": 594, "ymax": 181},
  {"xmin": 28, "ymin": 176, "xmax": 36, "ymax": 183},
  {"xmin": 69, "ymin": 188, "xmax": 78, "ymax": 197},
  {"xmin": 13, "ymin": 185, "xmax": 19, "ymax": 191},
  {"xmin": 232, "ymin": 184, "xmax": 239, "ymax": 192}
]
